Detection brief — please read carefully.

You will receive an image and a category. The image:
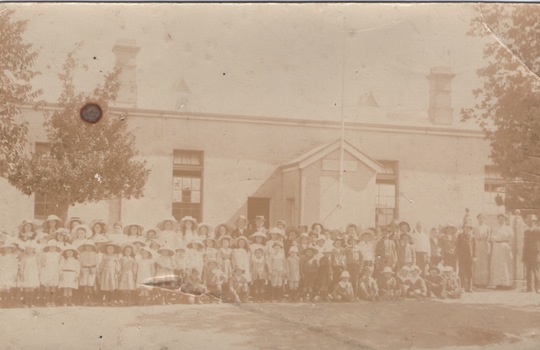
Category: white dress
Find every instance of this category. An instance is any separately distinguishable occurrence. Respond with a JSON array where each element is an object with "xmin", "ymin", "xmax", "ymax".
[
  {"xmin": 19, "ymin": 253, "xmax": 40, "ymax": 288},
  {"xmin": 0, "ymin": 254, "xmax": 19, "ymax": 290},
  {"xmin": 39, "ymin": 251, "xmax": 61, "ymax": 287},
  {"xmin": 59, "ymin": 257, "xmax": 80, "ymax": 289},
  {"xmin": 232, "ymin": 248, "xmax": 251, "ymax": 282},
  {"xmin": 489, "ymin": 225, "xmax": 513, "ymax": 287}
]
